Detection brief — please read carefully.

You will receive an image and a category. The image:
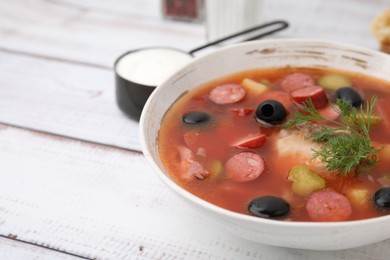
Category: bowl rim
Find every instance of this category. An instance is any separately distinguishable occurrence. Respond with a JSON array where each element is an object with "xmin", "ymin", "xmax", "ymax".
[{"xmin": 140, "ymin": 38, "xmax": 390, "ymax": 228}]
